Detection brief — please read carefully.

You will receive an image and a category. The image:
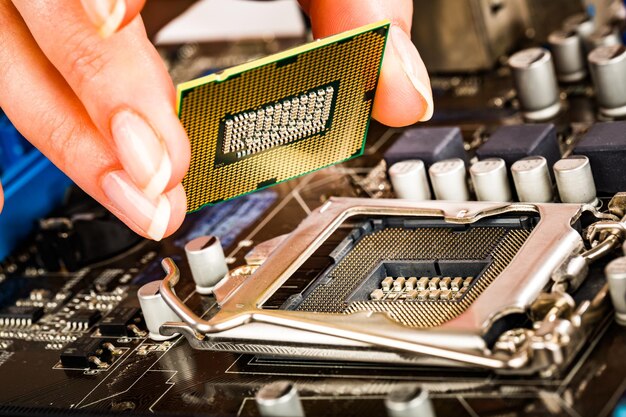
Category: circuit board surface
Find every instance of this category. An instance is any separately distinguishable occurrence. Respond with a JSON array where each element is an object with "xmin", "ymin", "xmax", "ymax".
[{"xmin": 178, "ymin": 21, "xmax": 389, "ymax": 211}]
